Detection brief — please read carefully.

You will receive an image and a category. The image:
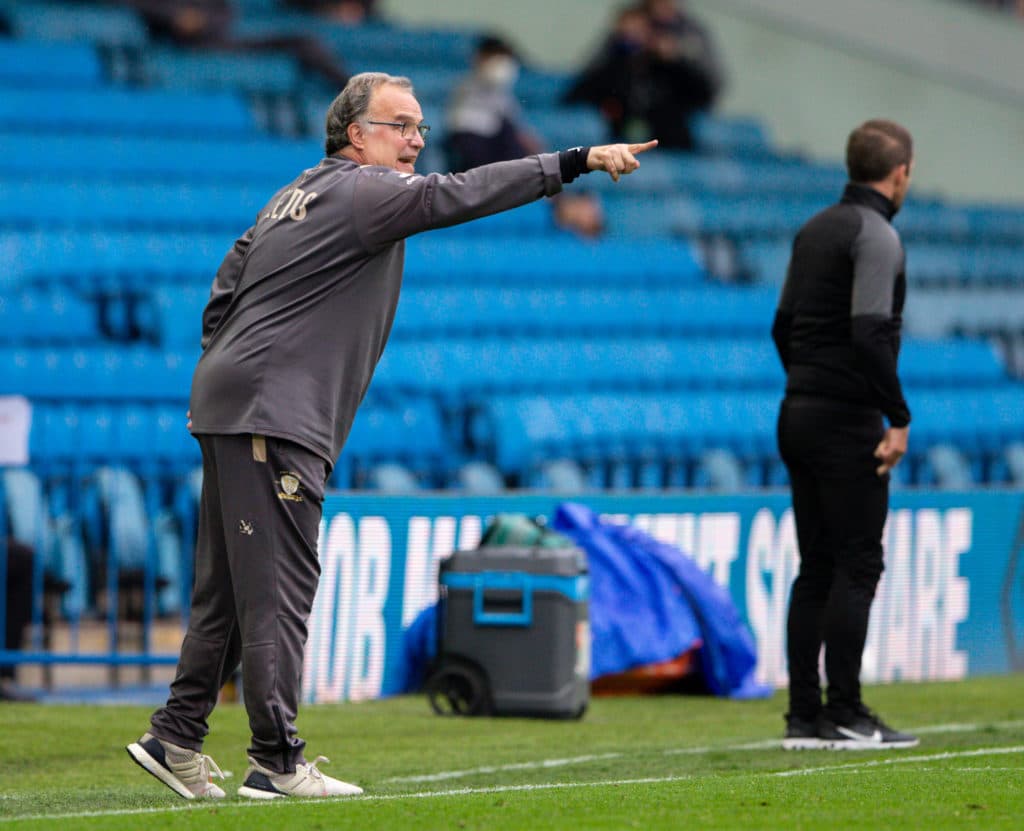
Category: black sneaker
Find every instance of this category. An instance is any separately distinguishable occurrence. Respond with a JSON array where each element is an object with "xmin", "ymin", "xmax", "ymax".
[
  {"xmin": 820, "ymin": 707, "xmax": 919, "ymax": 750},
  {"xmin": 782, "ymin": 713, "xmax": 826, "ymax": 750}
]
